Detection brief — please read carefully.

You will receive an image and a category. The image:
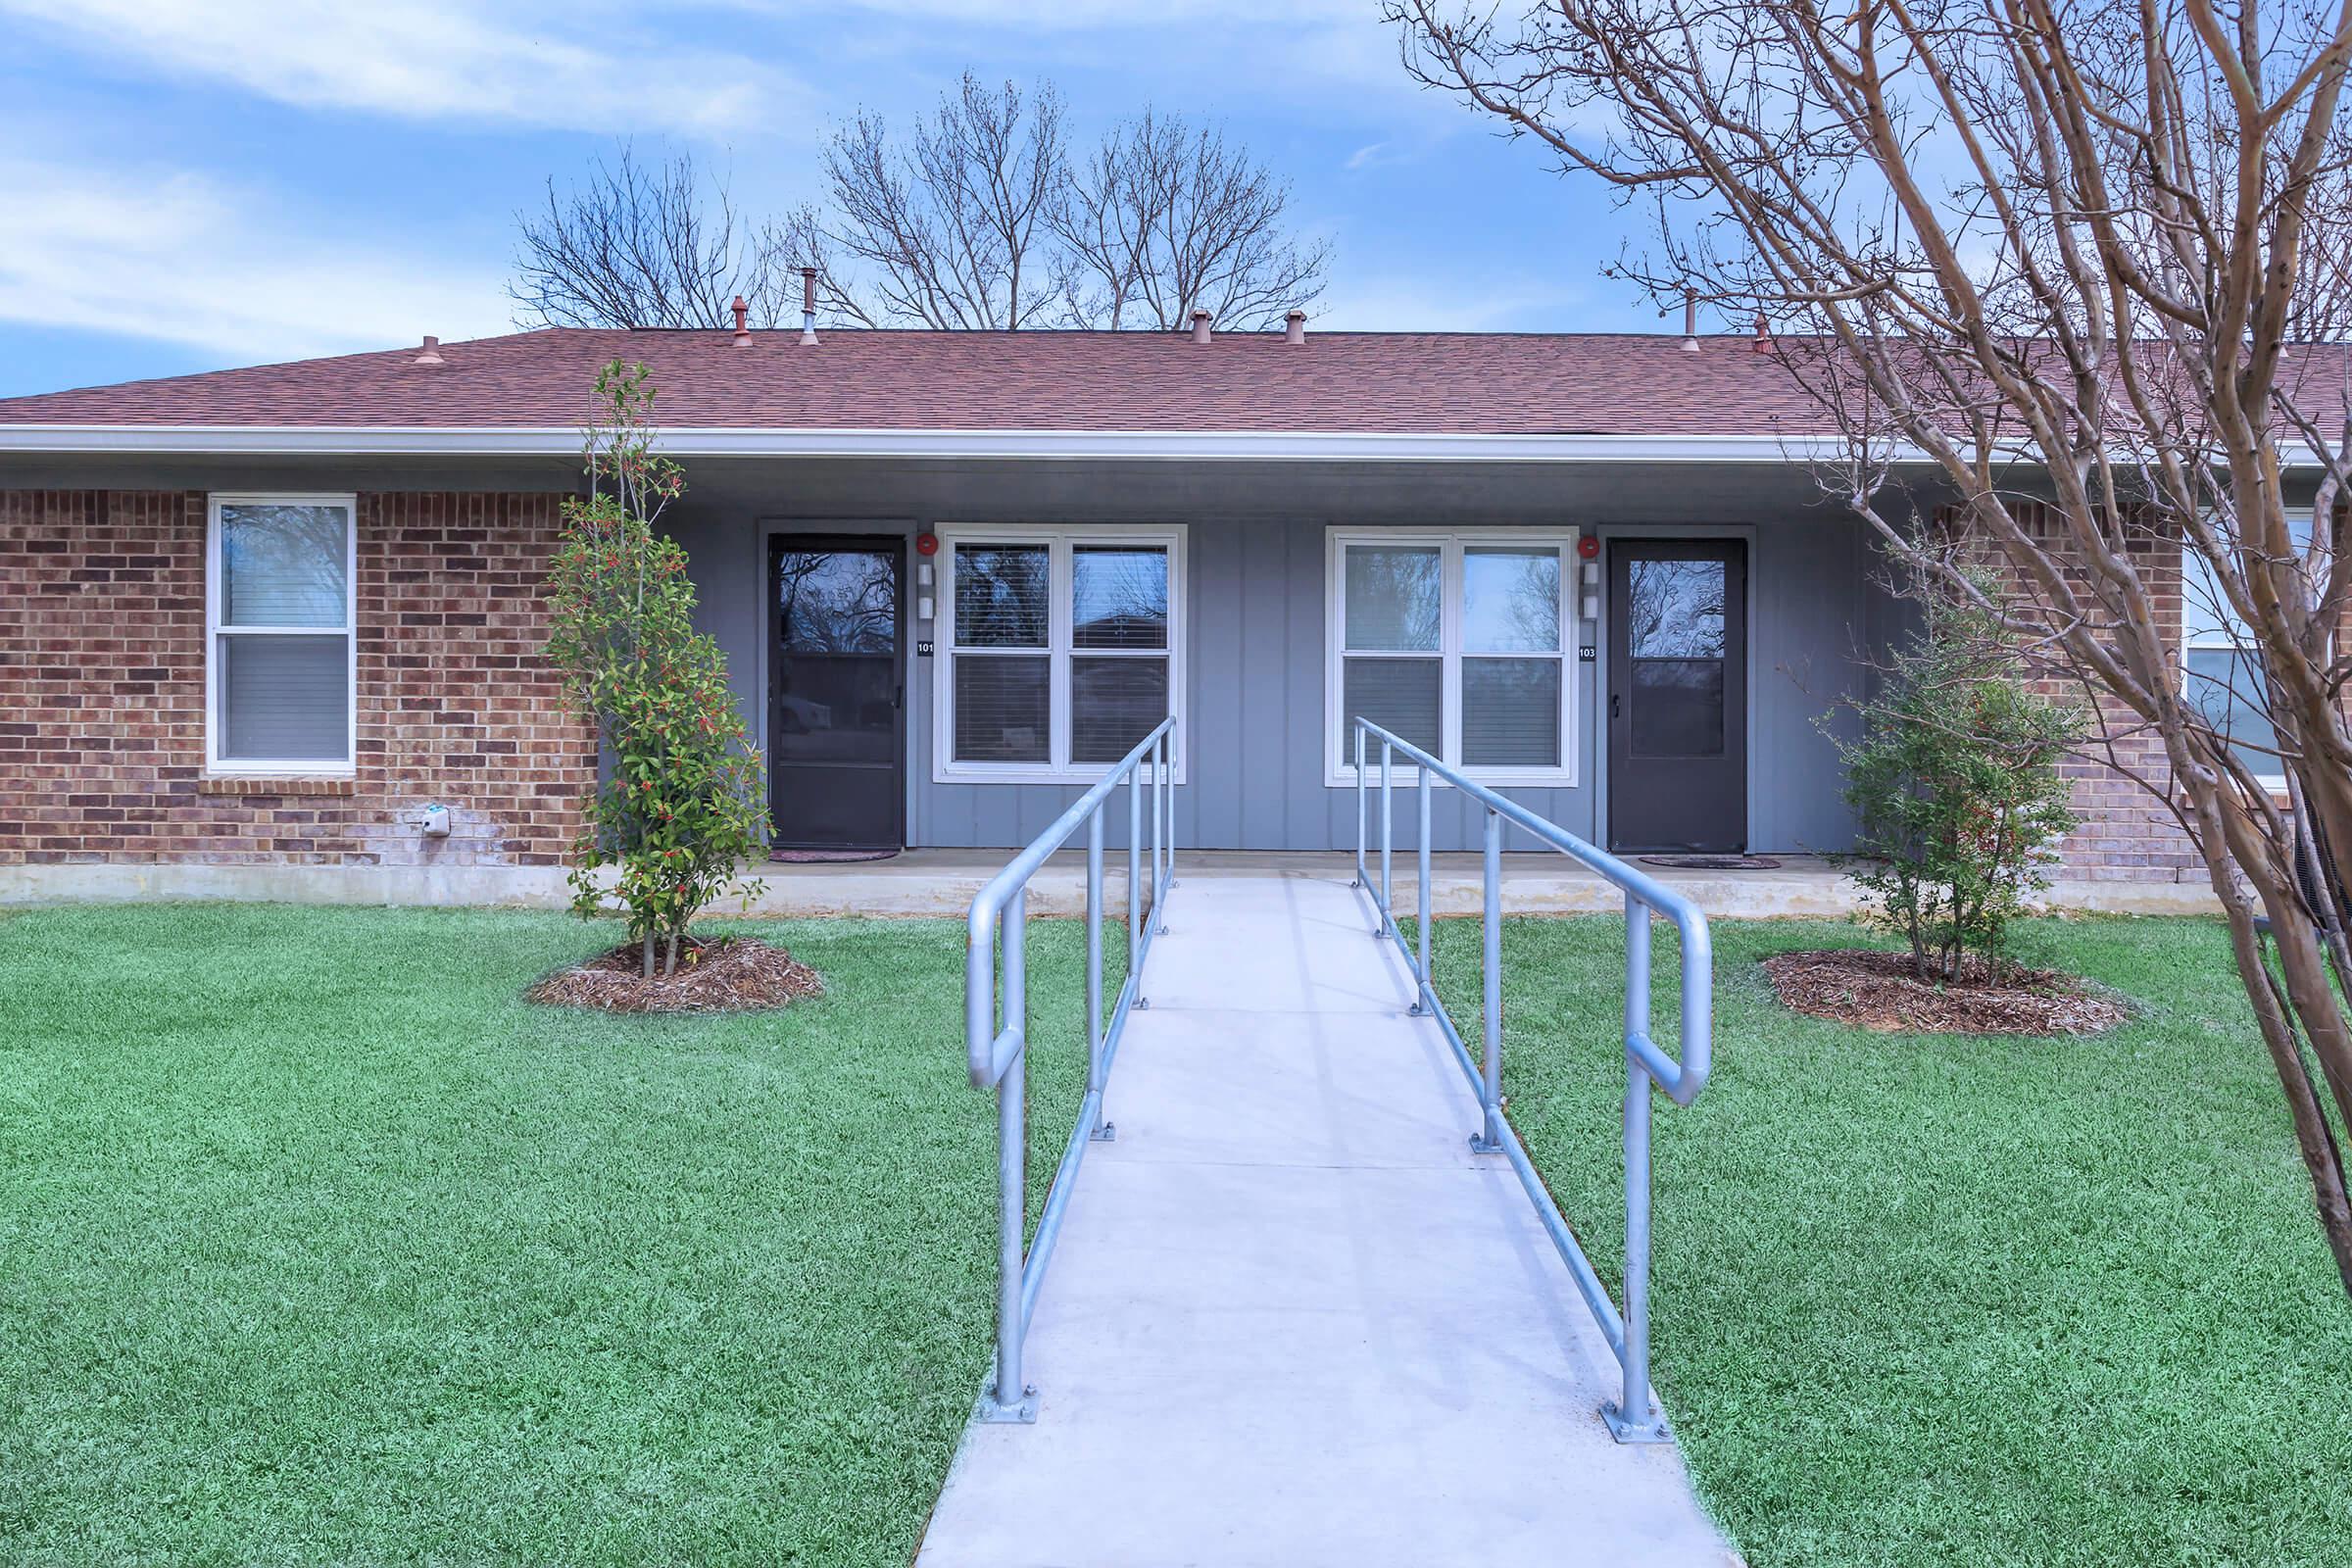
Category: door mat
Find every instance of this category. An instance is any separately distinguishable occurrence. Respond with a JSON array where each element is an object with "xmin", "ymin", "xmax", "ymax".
[
  {"xmin": 768, "ymin": 848, "xmax": 901, "ymax": 864},
  {"xmin": 1636, "ymin": 854, "xmax": 1783, "ymax": 871}
]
